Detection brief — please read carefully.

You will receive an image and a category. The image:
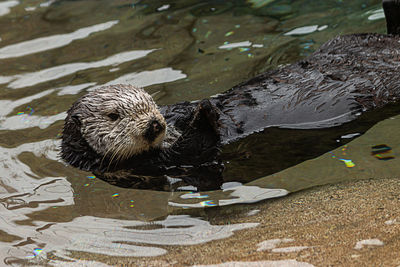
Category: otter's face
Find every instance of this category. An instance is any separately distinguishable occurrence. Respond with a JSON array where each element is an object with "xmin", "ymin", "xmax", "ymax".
[{"xmin": 69, "ymin": 84, "xmax": 166, "ymax": 160}]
